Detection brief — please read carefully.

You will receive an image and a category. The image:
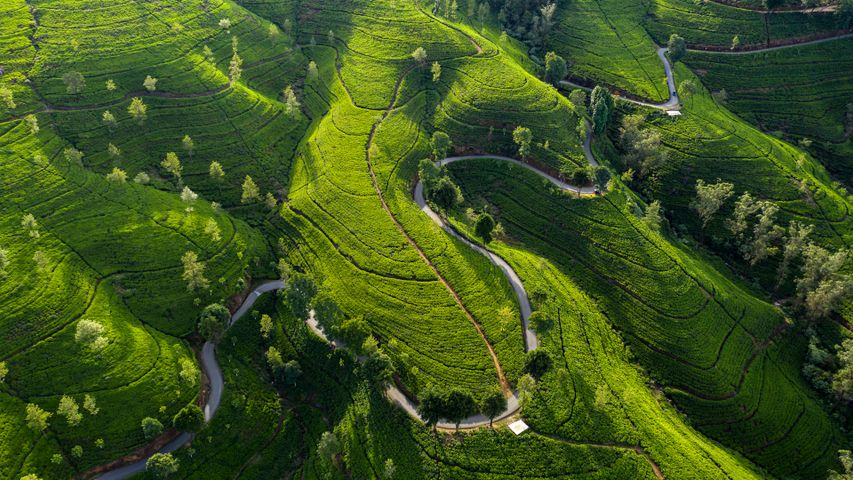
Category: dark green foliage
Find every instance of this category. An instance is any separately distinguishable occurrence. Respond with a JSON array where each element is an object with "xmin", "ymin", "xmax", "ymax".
[
  {"xmin": 282, "ymin": 360, "xmax": 302, "ymax": 386},
  {"xmin": 172, "ymin": 405, "xmax": 204, "ymax": 433},
  {"xmin": 361, "ymin": 350, "xmax": 394, "ymax": 386},
  {"xmin": 198, "ymin": 304, "xmax": 230, "ymax": 343},
  {"xmin": 522, "ymin": 349, "xmax": 552, "ymax": 379},
  {"xmin": 285, "ymin": 273, "xmax": 317, "ymax": 320},
  {"xmin": 442, "ymin": 389, "xmax": 479, "ymax": 429},
  {"xmin": 544, "ymin": 52, "xmax": 568, "ymax": 85},
  {"xmin": 475, "ymin": 213, "xmax": 496, "ymax": 243},
  {"xmin": 590, "ymin": 86, "xmax": 613, "ymax": 134},
  {"xmin": 528, "ymin": 311, "xmax": 553, "ymax": 333},
  {"xmin": 667, "ymin": 34, "xmax": 686, "ymax": 62},
  {"xmin": 480, "ymin": 389, "xmax": 508, "ymax": 424},
  {"xmin": 430, "ymin": 131, "xmax": 452, "ymax": 160},
  {"xmin": 432, "ymin": 176, "xmax": 464, "ymax": 210},
  {"xmin": 141, "ymin": 417, "xmax": 164, "ymax": 440},
  {"xmin": 417, "ymin": 388, "xmax": 444, "ymax": 429}
]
